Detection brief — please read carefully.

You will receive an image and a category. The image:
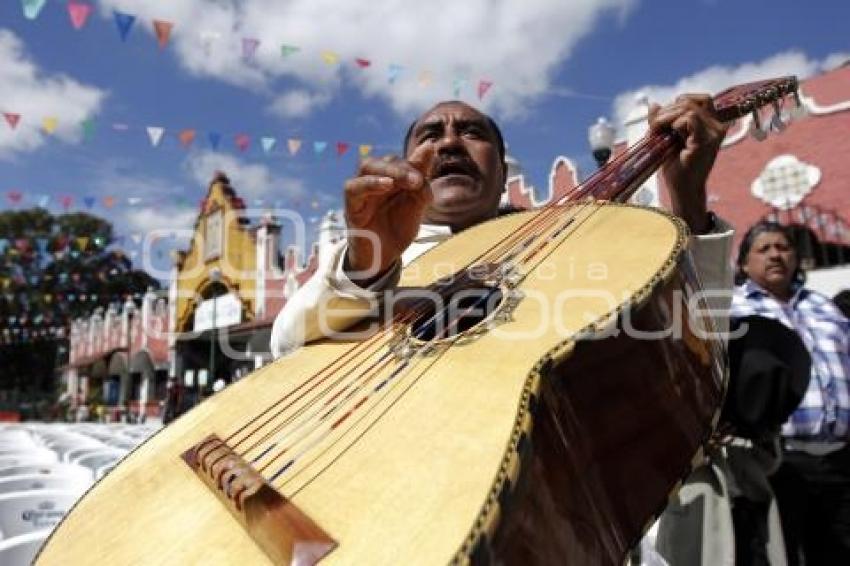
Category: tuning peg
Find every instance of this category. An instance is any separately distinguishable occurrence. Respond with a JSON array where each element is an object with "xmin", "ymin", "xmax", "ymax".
[{"xmin": 749, "ymin": 110, "xmax": 768, "ymax": 141}]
